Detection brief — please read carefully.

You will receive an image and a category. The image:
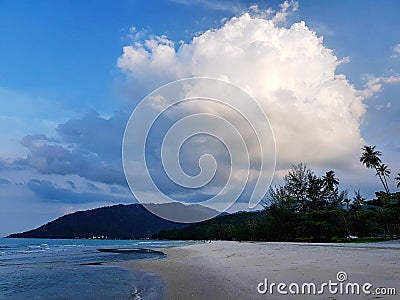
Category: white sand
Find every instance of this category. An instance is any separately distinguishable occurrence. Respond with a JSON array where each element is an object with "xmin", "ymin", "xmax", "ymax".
[{"xmin": 119, "ymin": 241, "xmax": 400, "ymax": 299}]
